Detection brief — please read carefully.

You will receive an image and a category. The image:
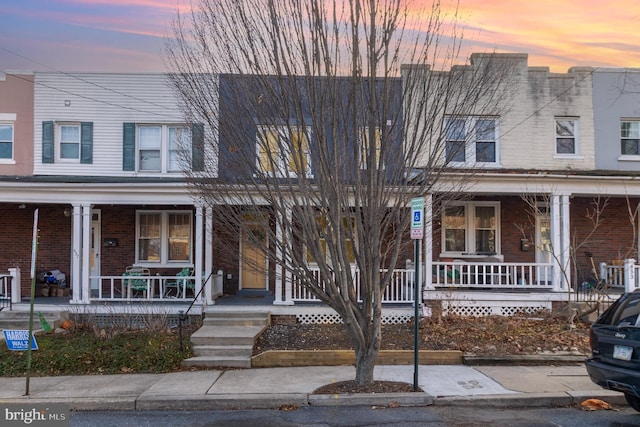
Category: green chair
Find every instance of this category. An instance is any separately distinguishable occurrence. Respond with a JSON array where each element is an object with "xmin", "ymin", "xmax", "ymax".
[
  {"xmin": 123, "ymin": 266, "xmax": 151, "ymax": 298},
  {"xmin": 164, "ymin": 268, "xmax": 193, "ymax": 298}
]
